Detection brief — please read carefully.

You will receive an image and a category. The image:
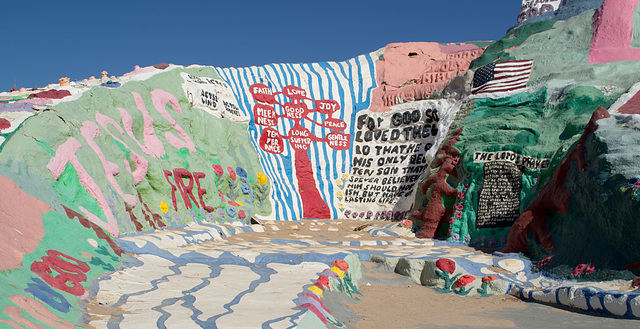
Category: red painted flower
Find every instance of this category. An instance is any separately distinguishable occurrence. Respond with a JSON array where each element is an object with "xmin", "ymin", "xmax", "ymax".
[
  {"xmin": 238, "ymin": 210, "xmax": 246, "ymax": 219},
  {"xmin": 331, "ymin": 259, "xmax": 349, "ymax": 273},
  {"xmin": 212, "ymin": 164, "xmax": 224, "ymax": 176},
  {"xmin": 448, "ymin": 217, "xmax": 455, "ymax": 225},
  {"xmin": 454, "ymin": 212, "xmax": 463, "ymax": 218},
  {"xmin": 457, "ymin": 191, "xmax": 466, "ymax": 200},
  {"xmin": 436, "ymin": 258, "xmax": 456, "ymax": 274},
  {"xmin": 482, "ymin": 275, "xmax": 499, "ymax": 283},
  {"xmin": 317, "ymin": 275, "xmax": 330, "ymax": 288},
  {"xmin": 227, "ymin": 167, "xmax": 236, "ymax": 180},
  {"xmin": 584, "ymin": 264, "xmax": 596, "ymax": 275},
  {"xmin": 452, "ymin": 157, "xmax": 460, "ymax": 166},
  {"xmin": 454, "ymin": 202, "xmax": 464, "ymax": 211},
  {"xmin": 536, "ymin": 256, "xmax": 552, "ymax": 270},
  {"xmin": 572, "ymin": 263, "xmax": 587, "ymax": 277},
  {"xmin": 454, "ymin": 275, "xmax": 475, "ymax": 288},
  {"xmin": 228, "ymin": 200, "xmax": 239, "ymax": 207}
]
